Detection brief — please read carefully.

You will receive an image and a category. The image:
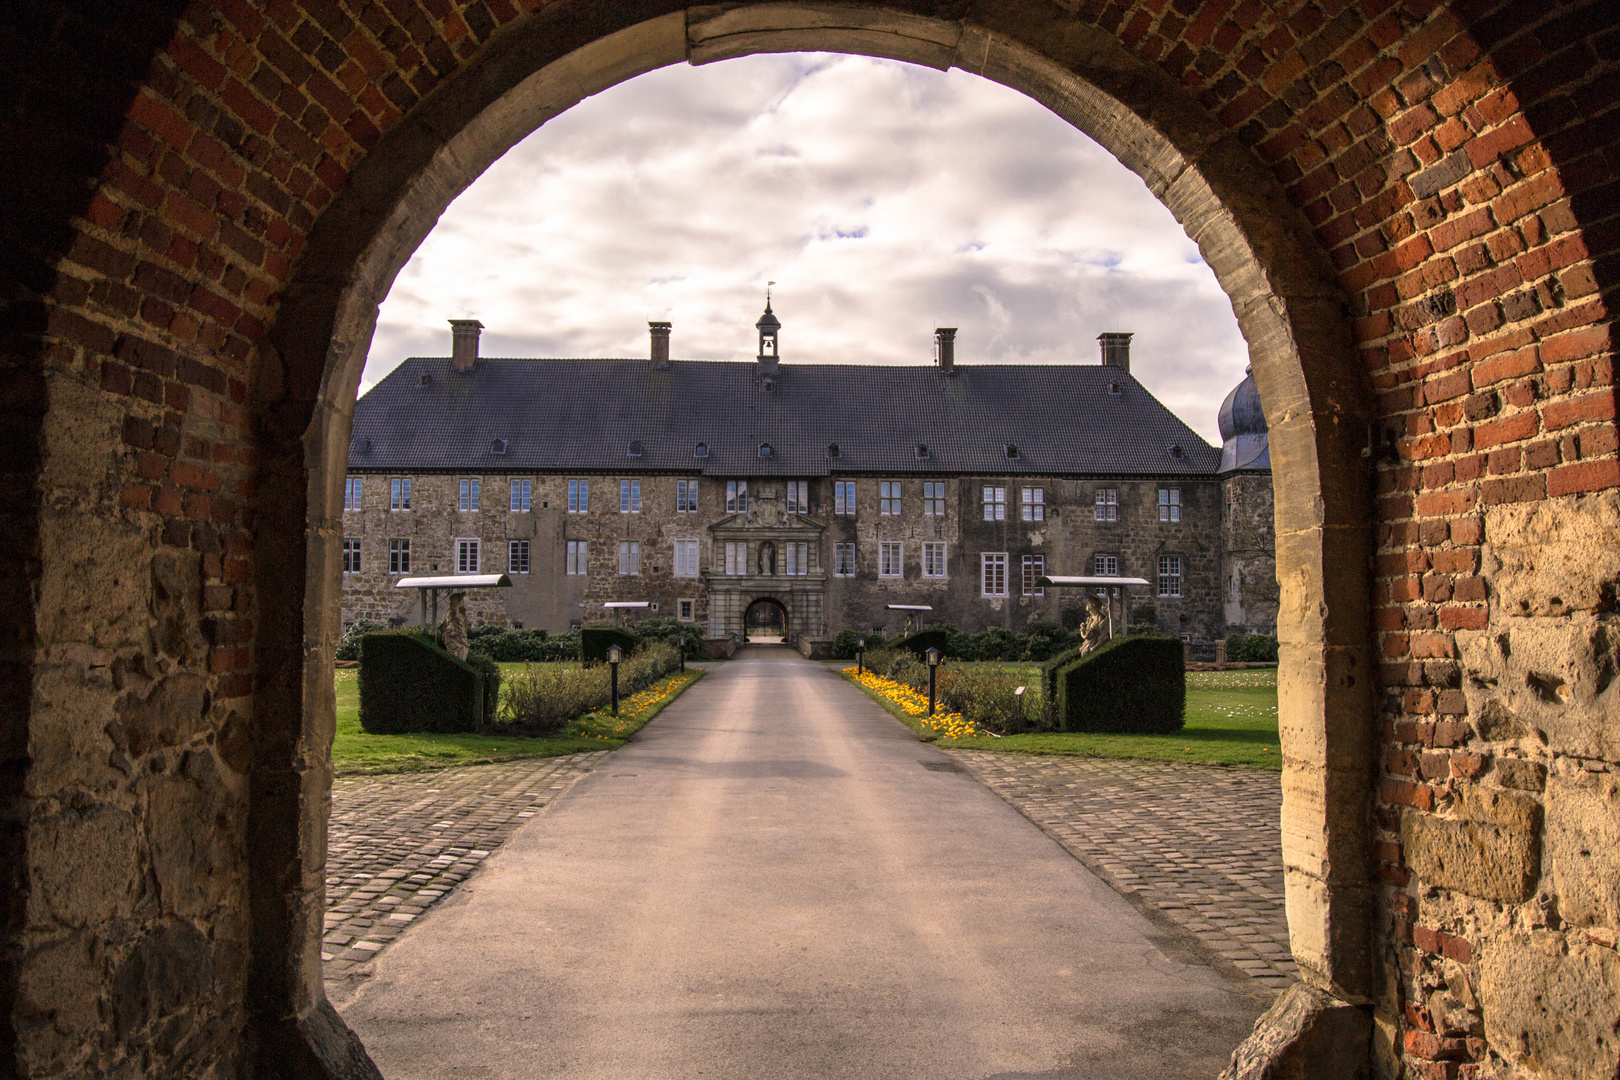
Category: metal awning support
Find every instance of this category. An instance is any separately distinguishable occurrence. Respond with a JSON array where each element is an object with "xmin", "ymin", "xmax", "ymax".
[
  {"xmin": 886, "ymin": 604, "xmax": 933, "ymax": 633},
  {"xmin": 602, "ymin": 600, "xmax": 650, "ymax": 627},
  {"xmin": 1033, "ymin": 576, "xmax": 1152, "ymax": 641},
  {"xmin": 394, "ymin": 573, "xmax": 513, "ymax": 627}
]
